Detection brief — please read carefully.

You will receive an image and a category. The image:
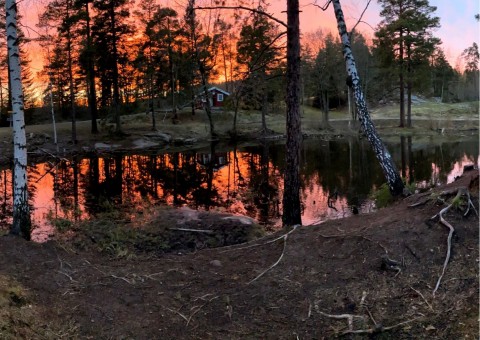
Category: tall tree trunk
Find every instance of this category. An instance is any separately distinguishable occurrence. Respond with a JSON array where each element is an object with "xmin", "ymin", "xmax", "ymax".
[
  {"xmin": 282, "ymin": 0, "xmax": 302, "ymax": 227},
  {"xmin": 332, "ymin": 0, "xmax": 404, "ymax": 196},
  {"xmin": 6, "ymin": 0, "xmax": 31, "ymax": 239},
  {"xmin": 66, "ymin": 0, "xmax": 77, "ymax": 143},
  {"xmin": 399, "ymin": 44, "xmax": 405, "ymax": 127},
  {"xmin": 187, "ymin": 0, "xmax": 215, "ymax": 138},
  {"xmin": 109, "ymin": 1, "xmax": 122, "ymax": 134},
  {"xmin": 168, "ymin": 18, "xmax": 177, "ymax": 121},
  {"xmin": 85, "ymin": 0, "xmax": 98, "ymax": 134},
  {"xmin": 406, "ymin": 39, "xmax": 412, "ymax": 127},
  {"xmin": 261, "ymin": 73, "xmax": 269, "ymax": 133}
]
